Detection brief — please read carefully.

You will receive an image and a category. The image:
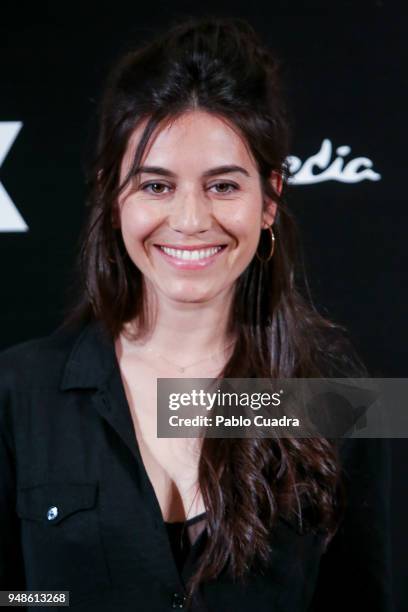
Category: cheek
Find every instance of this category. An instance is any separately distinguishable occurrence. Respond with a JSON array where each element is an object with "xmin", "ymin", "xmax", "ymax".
[
  {"xmin": 218, "ymin": 206, "xmax": 262, "ymax": 248},
  {"xmin": 119, "ymin": 201, "xmax": 158, "ymax": 248}
]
